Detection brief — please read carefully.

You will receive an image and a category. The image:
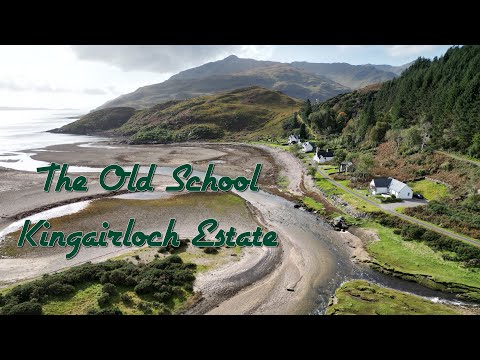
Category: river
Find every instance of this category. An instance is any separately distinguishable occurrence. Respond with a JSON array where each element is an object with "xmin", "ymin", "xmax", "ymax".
[{"xmin": 0, "ymin": 149, "xmax": 473, "ymax": 313}]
